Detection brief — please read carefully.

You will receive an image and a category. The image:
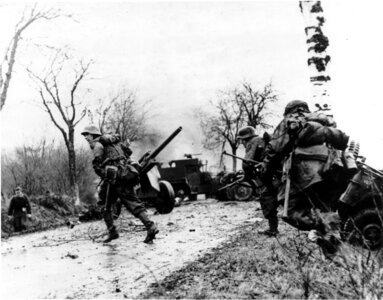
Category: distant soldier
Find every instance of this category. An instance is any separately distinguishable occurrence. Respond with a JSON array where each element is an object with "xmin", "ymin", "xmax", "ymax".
[
  {"xmin": 237, "ymin": 126, "xmax": 279, "ymax": 237},
  {"xmin": 81, "ymin": 125, "xmax": 158, "ymax": 243},
  {"xmin": 263, "ymin": 100, "xmax": 350, "ymax": 257},
  {"xmin": 8, "ymin": 186, "xmax": 32, "ymax": 232}
]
